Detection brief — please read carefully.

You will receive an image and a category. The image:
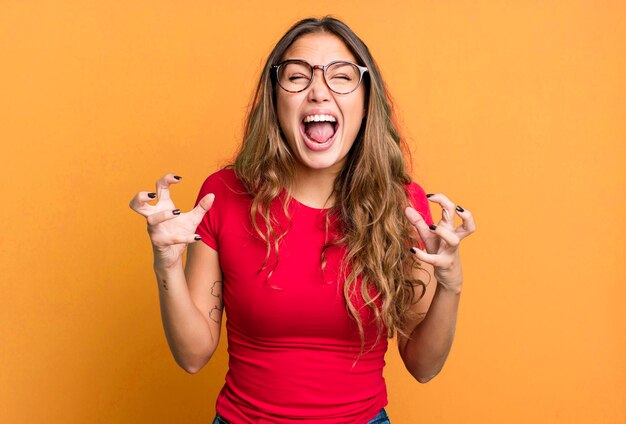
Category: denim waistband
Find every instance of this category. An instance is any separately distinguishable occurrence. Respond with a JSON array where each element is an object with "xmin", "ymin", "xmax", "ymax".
[{"xmin": 212, "ymin": 407, "xmax": 389, "ymax": 424}]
